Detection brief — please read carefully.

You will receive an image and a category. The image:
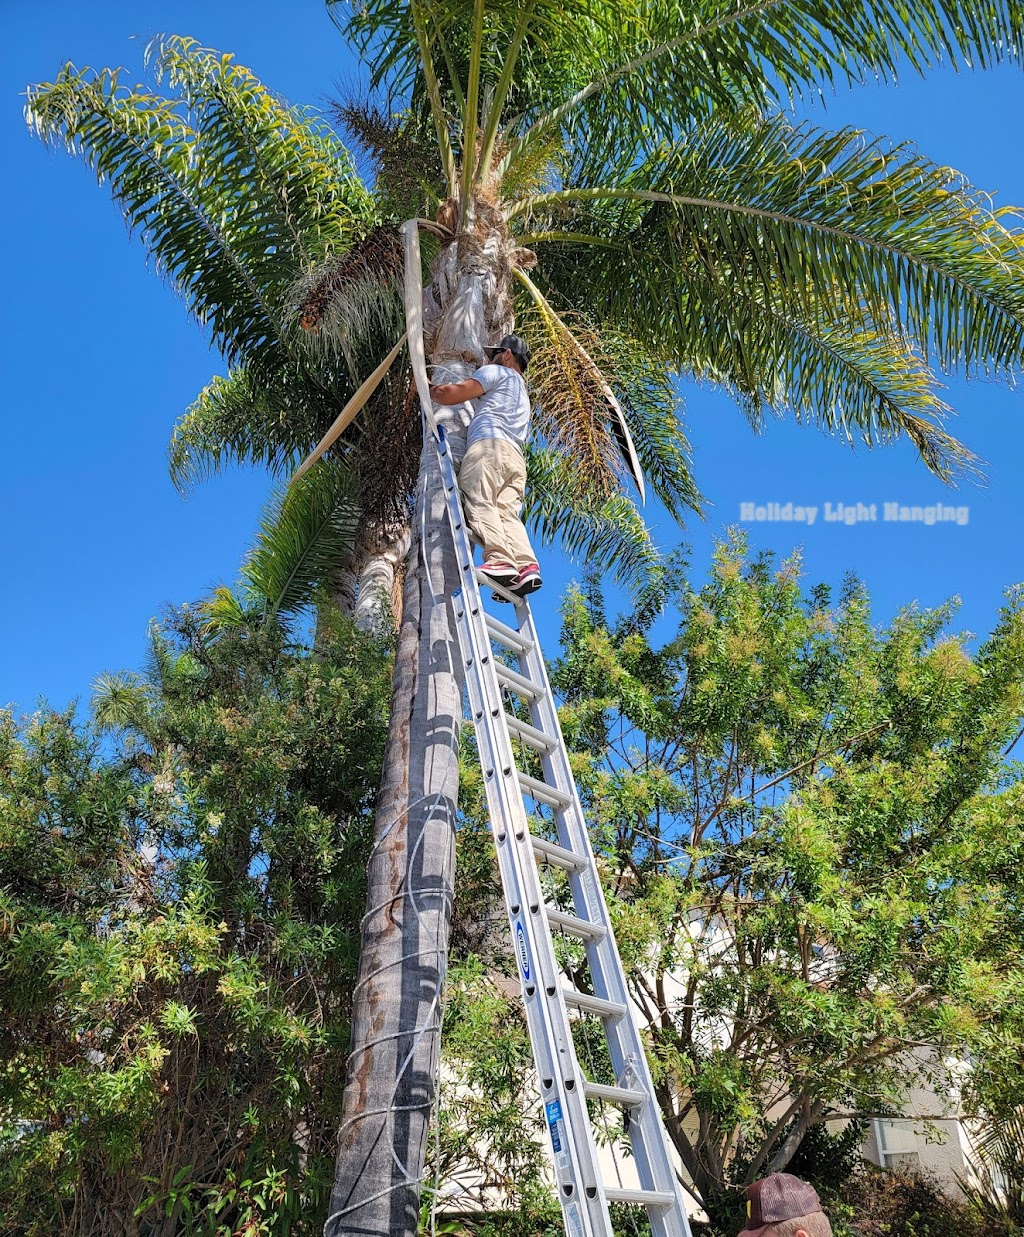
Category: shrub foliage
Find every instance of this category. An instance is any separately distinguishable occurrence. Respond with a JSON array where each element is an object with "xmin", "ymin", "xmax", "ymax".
[{"xmin": 0, "ymin": 609, "xmax": 392, "ymax": 1236}]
